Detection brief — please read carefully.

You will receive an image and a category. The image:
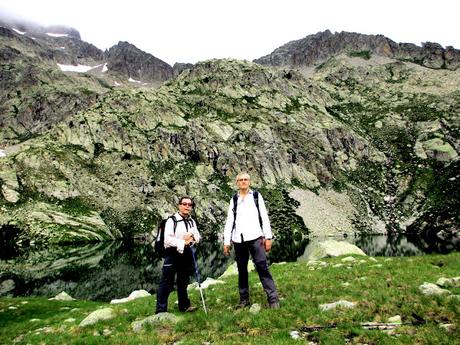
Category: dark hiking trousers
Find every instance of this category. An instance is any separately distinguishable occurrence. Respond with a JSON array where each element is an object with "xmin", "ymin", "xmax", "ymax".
[
  {"xmin": 234, "ymin": 237, "xmax": 279, "ymax": 304},
  {"xmin": 156, "ymin": 247, "xmax": 193, "ymax": 313}
]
